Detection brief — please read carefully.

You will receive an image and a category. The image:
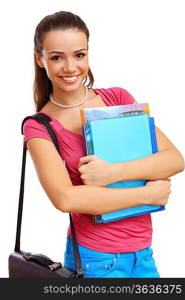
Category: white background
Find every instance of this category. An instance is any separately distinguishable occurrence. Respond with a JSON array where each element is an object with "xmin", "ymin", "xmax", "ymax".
[{"xmin": 0, "ymin": 0, "xmax": 185, "ymax": 278}]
